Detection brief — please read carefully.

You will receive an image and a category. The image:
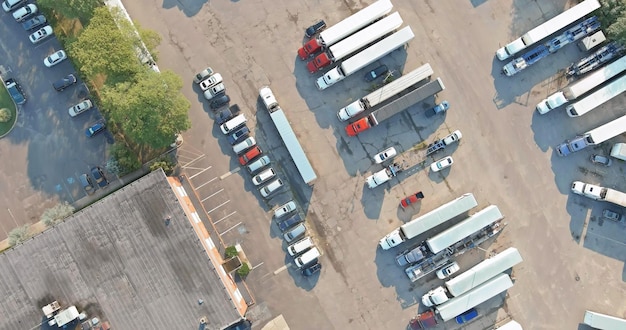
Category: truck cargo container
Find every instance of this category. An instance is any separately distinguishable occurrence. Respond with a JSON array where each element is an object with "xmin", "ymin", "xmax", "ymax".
[
  {"xmin": 578, "ymin": 30, "xmax": 606, "ymax": 51},
  {"xmin": 610, "ymin": 143, "xmax": 626, "ymax": 160},
  {"xmin": 556, "ymin": 114, "xmax": 626, "ymax": 156},
  {"xmin": 571, "ymin": 181, "xmax": 626, "ymax": 207},
  {"xmin": 307, "ymin": 12, "xmax": 402, "ymax": 73},
  {"xmin": 496, "ymin": 0, "xmax": 600, "ymax": 60},
  {"xmin": 316, "ymin": 26, "xmax": 414, "ymax": 90},
  {"xmin": 379, "ymin": 193, "xmax": 477, "ymax": 250},
  {"xmin": 583, "ymin": 310, "xmax": 626, "ymax": 329},
  {"xmin": 537, "ymin": 54, "xmax": 626, "ymax": 114},
  {"xmin": 297, "ymin": 0, "xmax": 393, "ymax": 59},
  {"xmin": 565, "ymin": 74, "xmax": 626, "ymax": 117},
  {"xmin": 337, "ymin": 63, "xmax": 433, "ymax": 121},
  {"xmin": 345, "ymin": 77, "xmax": 444, "ymax": 136}
]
